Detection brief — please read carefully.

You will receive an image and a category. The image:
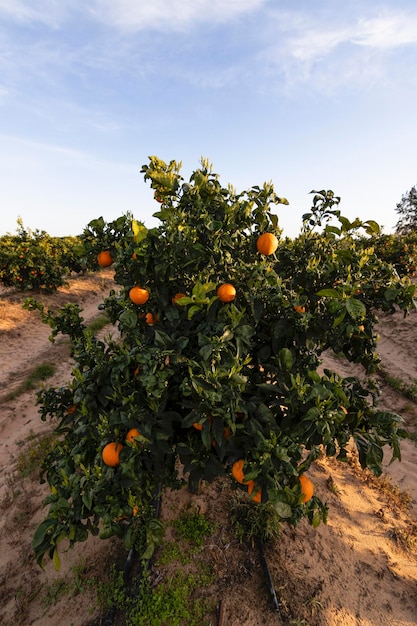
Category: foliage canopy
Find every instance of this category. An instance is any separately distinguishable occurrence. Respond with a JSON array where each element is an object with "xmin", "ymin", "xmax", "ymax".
[{"xmin": 29, "ymin": 156, "xmax": 416, "ymax": 568}]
